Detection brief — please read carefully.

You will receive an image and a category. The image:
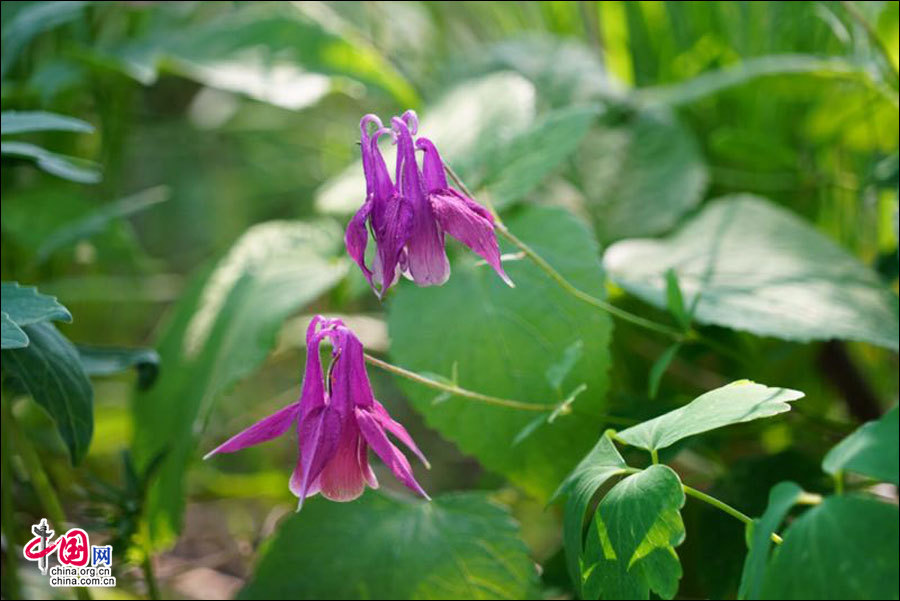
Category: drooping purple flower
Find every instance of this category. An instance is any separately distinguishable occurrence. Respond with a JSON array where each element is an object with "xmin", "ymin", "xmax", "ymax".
[
  {"xmin": 345, "ymin": 110, "xmax": 512, "ymax": 297},
  {"xmin": 205, "ymin": 315, "xmax": 429, "ymax": 509}
]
